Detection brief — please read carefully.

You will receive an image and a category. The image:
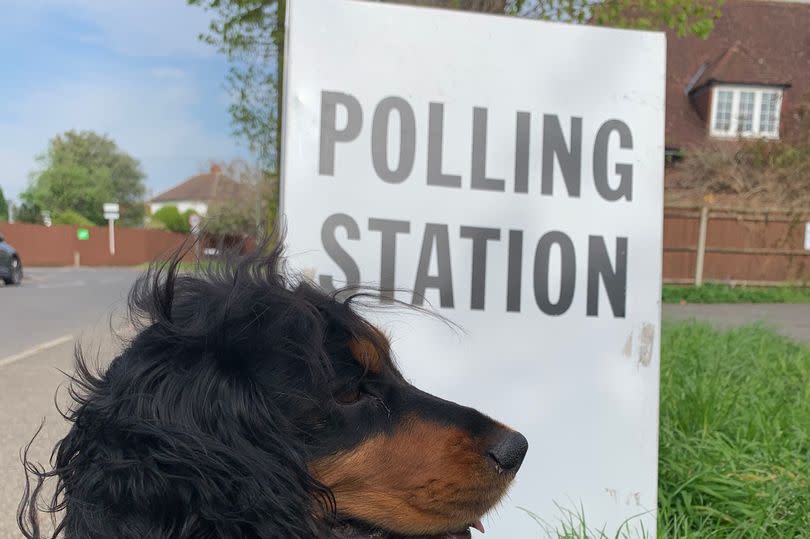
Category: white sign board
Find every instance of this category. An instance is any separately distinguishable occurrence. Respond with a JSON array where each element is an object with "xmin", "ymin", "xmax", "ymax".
[
  {"xmin": 103, "ymin": 202, "xmax": 120, "ymax": 220},
  {"xmin": 282, "ymin": 0, "xmax": 665, "ymax": 536}
]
